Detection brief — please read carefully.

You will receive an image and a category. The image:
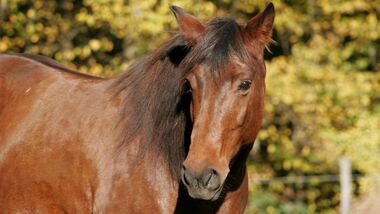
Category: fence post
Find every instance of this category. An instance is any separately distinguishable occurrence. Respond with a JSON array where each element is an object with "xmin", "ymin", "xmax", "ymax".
[{"xmin": 340, "ymin": 157, "xmax": 352, "ymax": 214}]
